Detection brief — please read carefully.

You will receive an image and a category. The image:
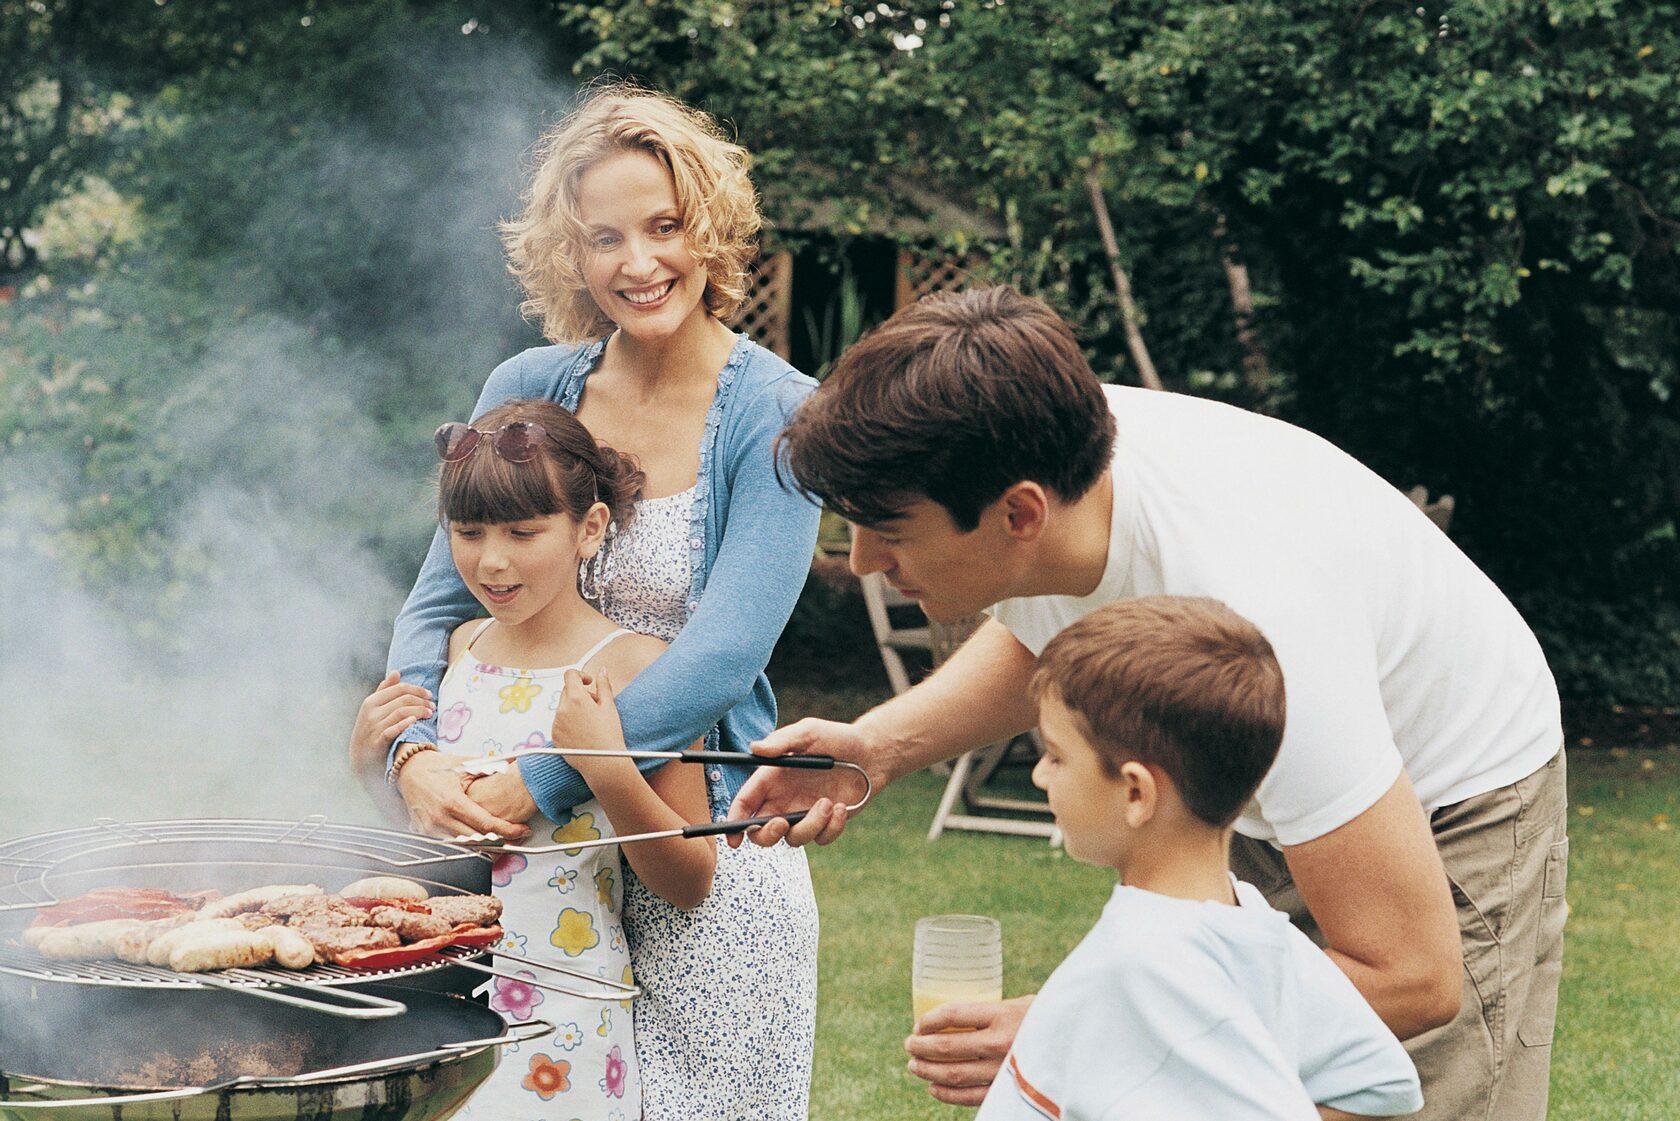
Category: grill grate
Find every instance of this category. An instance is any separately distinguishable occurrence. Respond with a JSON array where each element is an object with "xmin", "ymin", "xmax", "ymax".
[
  {"xmin": 0, "ymin": 817, "xmax": 483, "ymax": 911},
  {"xmin": 0, "ymin": 817, "xmax": 492, "ymax": 1001},
  {"xmin": 0, "ymin": 941, "xmax": 487, "ymax": 989}
]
